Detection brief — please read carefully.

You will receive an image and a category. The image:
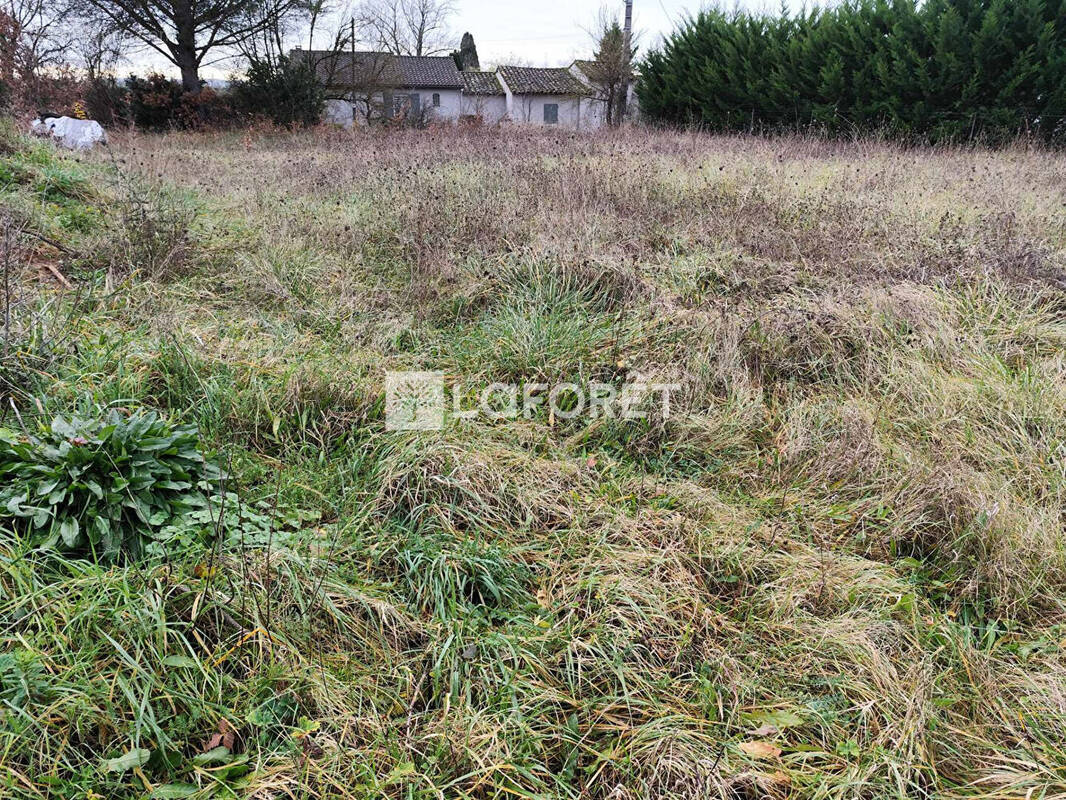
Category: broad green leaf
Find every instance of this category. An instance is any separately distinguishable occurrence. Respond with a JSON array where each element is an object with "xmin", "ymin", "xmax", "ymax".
[
  {"xmin": 35, "ymin": 480, "xmax": 59, "ymax": 497},
  {"xmin": 102, "ymin": 748, "xmax": 151, "ymax": 773},
  {"xmin": 744, "ymin": 710, "xmax": 804, "ymax": 730},
  {"xmin": 157, "ymin": 480, "xmax": 192, "ymax": 491},
  {"xmin": 59, "ymin": 518, "xmax": 80, "ymax": 547},
  {"xmin": 192, "ymin": 746, "xmax": 232, "ymax": 766},
  {"xmin": 93, "ymin": 515, "xmax": 111, "ymax": 541},
  {"xmin": 51, "ymin": 417, "xmax": 76, "ymax": 438},
  {"xmin": 162, "ymin": 655, "xmax": 199, "ymax": 668},
  {"xmin": 150, "ymin": 784, "xmax": 201, "ymax": 799}
]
